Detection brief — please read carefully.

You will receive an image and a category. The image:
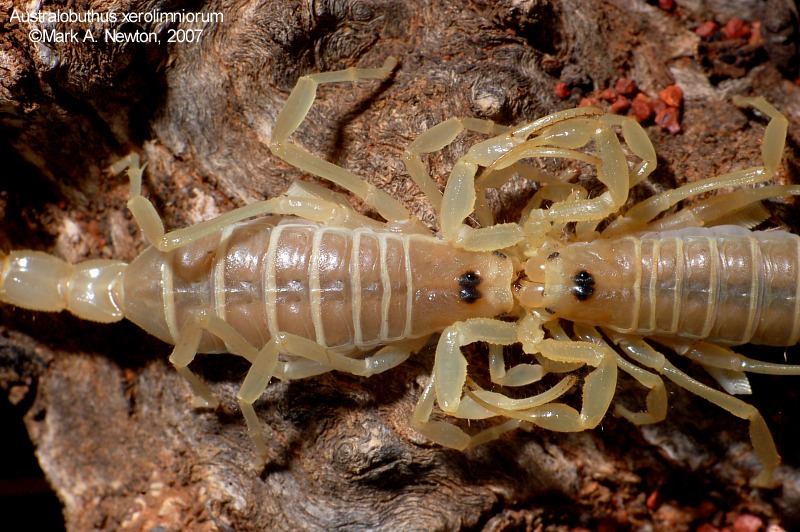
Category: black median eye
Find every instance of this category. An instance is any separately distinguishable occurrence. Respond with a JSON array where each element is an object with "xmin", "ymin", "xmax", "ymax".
[
  {"xmin": 571, "ymin": 270, "xmax": 595, "ymax": 301},
  {"xmin": 458, "ymin": 271, "xmax": 482, "ymax": 303},
  {"xmin": 458, "ymin": 271, "xmax": 481, "ymax": 287},
  {"xmin": 459, "ymin": 288, "xmax": 480, "ymax": 303}
]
